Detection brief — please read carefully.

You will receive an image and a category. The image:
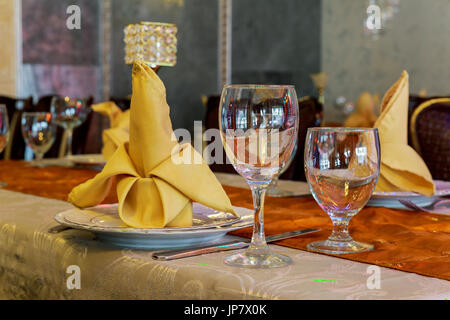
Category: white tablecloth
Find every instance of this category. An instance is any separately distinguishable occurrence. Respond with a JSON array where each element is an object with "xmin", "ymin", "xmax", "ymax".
[{"xmin": 0, "ymin": 186, "xmax": 449, "ymax": 300}]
